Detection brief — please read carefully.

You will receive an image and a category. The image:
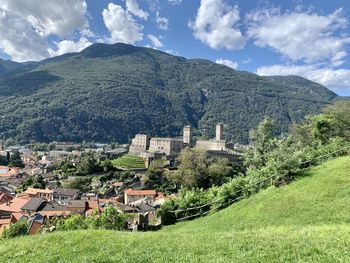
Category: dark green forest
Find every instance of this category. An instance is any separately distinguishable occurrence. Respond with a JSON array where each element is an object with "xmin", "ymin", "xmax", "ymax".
[{"xmin": 0, "ymin": 43, "xmax": 339, "ymax": 144}]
